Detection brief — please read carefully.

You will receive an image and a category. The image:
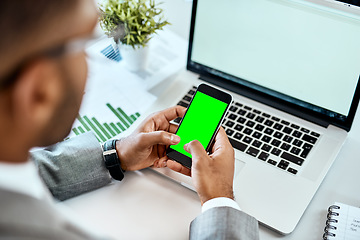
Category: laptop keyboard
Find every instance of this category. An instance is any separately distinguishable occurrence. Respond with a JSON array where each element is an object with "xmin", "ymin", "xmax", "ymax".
[{"xmin": 174, "ymin": 86, "xmax": 321, "ymax": 175}]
